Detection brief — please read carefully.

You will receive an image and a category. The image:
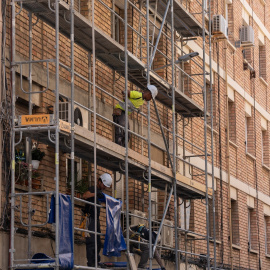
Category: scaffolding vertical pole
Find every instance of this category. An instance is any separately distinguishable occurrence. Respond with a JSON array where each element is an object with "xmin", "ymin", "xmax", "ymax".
[
  {"xmin": 70, "ymin": 0, "xmax": 75, "ymax": 258},
  {"xmin": 27, "ymin": 10, "xmax": 36, "ymax": 259},
  {"xmin": 146, "ymin": 0, "xmax": 153, "ymax": 267},
  {"xmin": 124, "ymin": 0, "xmax": 130, "ymax": 266},
  {"xmin": 27, "ymin": 11, "xmax": 33, "ymax": 260},
  {"xmin": 91, "ymin": 0, "xmax": 98, "ymax": 267},
  {"xmin": 202, "ymin": 0, "xmax": 210, "ymax": 269},
  {"xmin": 208, "ymin": 0, "xmax": 216, "ymax": 268},
  {"xmin": 88, "ymin": 52, "xmax": 92, "ymax": 131},
  {"xmin": 55, "ymin": 0, "xmax": 60, "ymax": 268},
  {"xmin": 26, "ymin": 137, "xmax": 33, "ymax": 259},
  {"xmin": 170, "ymin": 0, "xmax": 179, "ymax": 268},
  {"xmin": 10, "ymin": 0, "xmax": 16, "ymax": 268},
  {"xmin": 184, "ymin": 200, "xmax": 188, "ymax": 270}
]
